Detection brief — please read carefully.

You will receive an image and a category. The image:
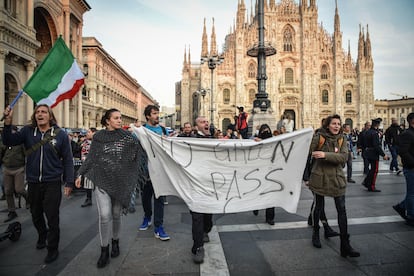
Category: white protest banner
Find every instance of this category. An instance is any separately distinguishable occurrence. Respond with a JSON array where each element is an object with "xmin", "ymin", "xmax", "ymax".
[{"xmin": 133, "ymin": 127, "xmax": 313, "ymax": 214}]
